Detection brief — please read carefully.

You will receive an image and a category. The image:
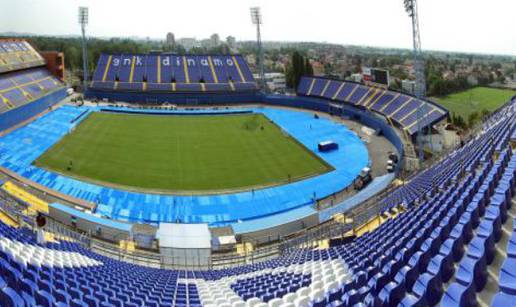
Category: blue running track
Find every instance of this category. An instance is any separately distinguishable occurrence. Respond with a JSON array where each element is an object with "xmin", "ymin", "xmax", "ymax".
[{"xmin": 0, "ymin": 105, "xmax": 369, "ymax": 226}]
